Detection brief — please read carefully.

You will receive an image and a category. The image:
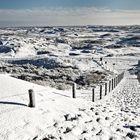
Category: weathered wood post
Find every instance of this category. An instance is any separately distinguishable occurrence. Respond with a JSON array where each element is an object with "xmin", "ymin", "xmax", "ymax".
[
  {"xmin": 114, "ymin": 78, "xmax": 116, "ymax": 88},
  {"xmin": 100, "ymin": 85, "xmax": 102, "ymax": 99},
  {"xmin": 115, "ymin": 77, "xmax": 118, "ymax": 86},
  {"xmin": 119, "ymin": 74, "xmax": 121, "ymax": 83},
  {"xmin": 122, "ymin": 72, "xmax": 124, "ymax": 78},
  {"xmin": 72, "ymin": 83, "xmax": 76, "ymax": 98},
  {"xmin": 105, "ymin": 83, "xmax": 107, "ymax": 96},
  {"xmin": 28, "ymin": 89, "xmax": 35, "ymax": 108},
  {"xmin": 118, "ymin": 75, "xmax": 120, "ymax": 83},
  {"xmin": 109, "ymin": 80, "xmax": 111, "ymax": 92},
  {"xmin": 112, "ymin": 79, "xmax": 114, "ymax": 90},
  {"xmin": 122, "ymin": 72, "xmax": 124, "ymax": 79},
  {"xmin": 115, "ymin": 77, "xmax": 117, "ymax": 87},
  {"xmin": 117, "ymin": 75, "xmax": 119, "ymax": 84},
  {"xmin": 92, "ymin": 88, "xmax": 95, "ymax": 102}
]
